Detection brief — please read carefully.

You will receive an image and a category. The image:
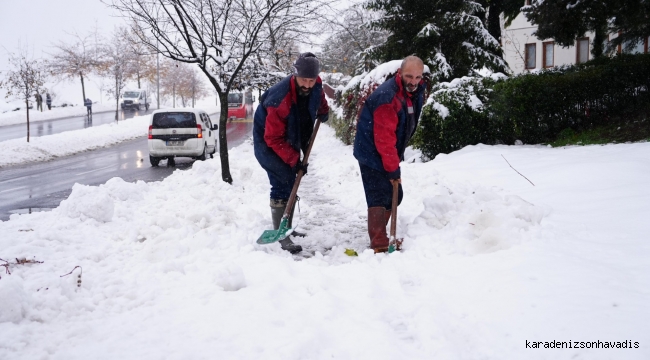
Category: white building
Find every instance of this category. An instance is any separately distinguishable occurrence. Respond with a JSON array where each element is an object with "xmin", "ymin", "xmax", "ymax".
[{"xmin": 502, "ymin": 3, "xmax": 650, "ymax": 74}]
